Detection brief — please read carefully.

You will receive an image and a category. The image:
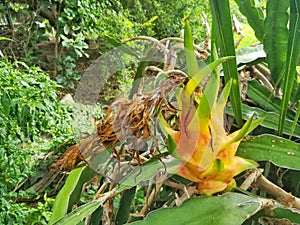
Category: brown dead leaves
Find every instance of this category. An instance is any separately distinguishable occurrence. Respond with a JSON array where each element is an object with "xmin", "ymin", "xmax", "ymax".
[{"xmin": 51, "ymin": 74, "xmax": 186, "ymax": 173}]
